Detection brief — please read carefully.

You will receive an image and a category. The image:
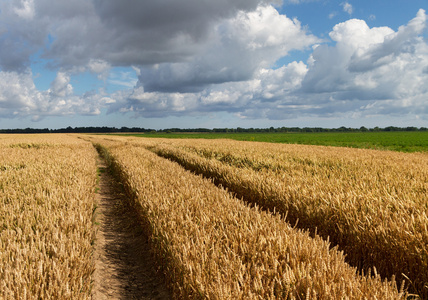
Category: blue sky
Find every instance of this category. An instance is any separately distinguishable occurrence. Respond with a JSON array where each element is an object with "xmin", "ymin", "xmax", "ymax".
[{"xmin": 0, "ymin": 0, "xmax": 427, "ymax": 129}]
